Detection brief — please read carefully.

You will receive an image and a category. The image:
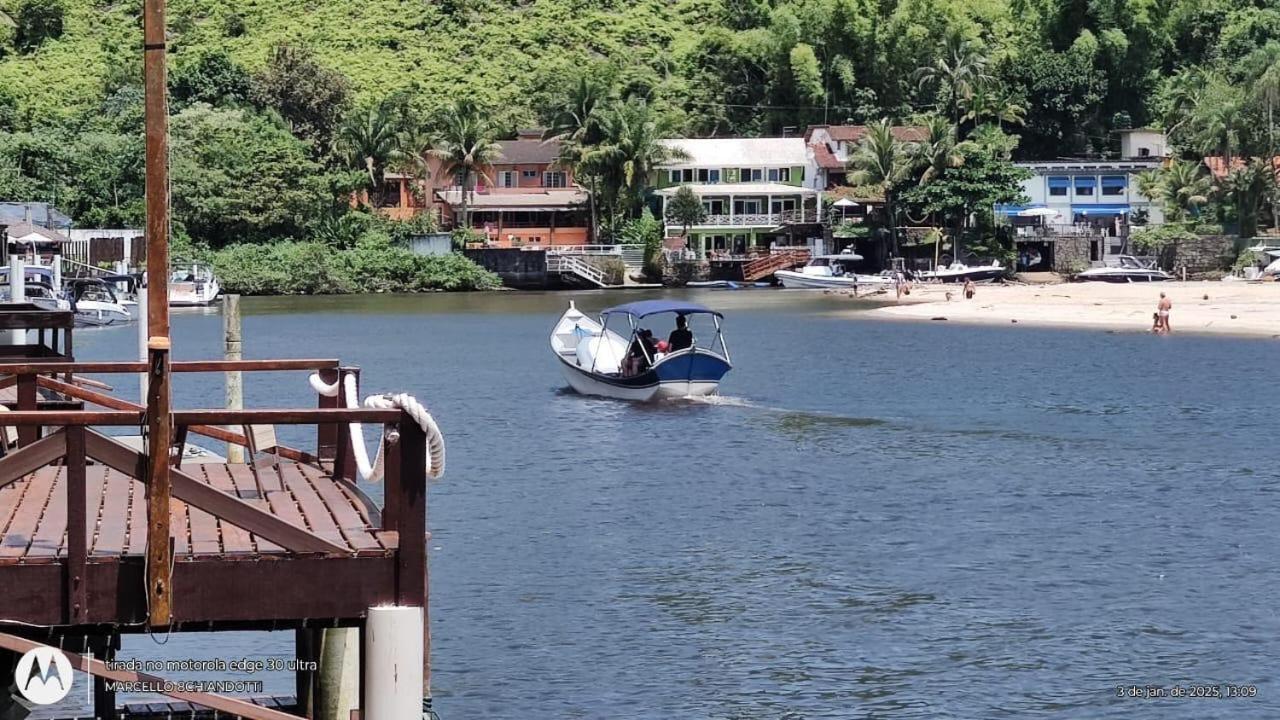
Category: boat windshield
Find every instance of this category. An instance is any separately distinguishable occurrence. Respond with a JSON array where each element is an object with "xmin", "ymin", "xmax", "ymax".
[{"xmin": 77, "ymin": 284, "xmax": 116, "ymax": 303}]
